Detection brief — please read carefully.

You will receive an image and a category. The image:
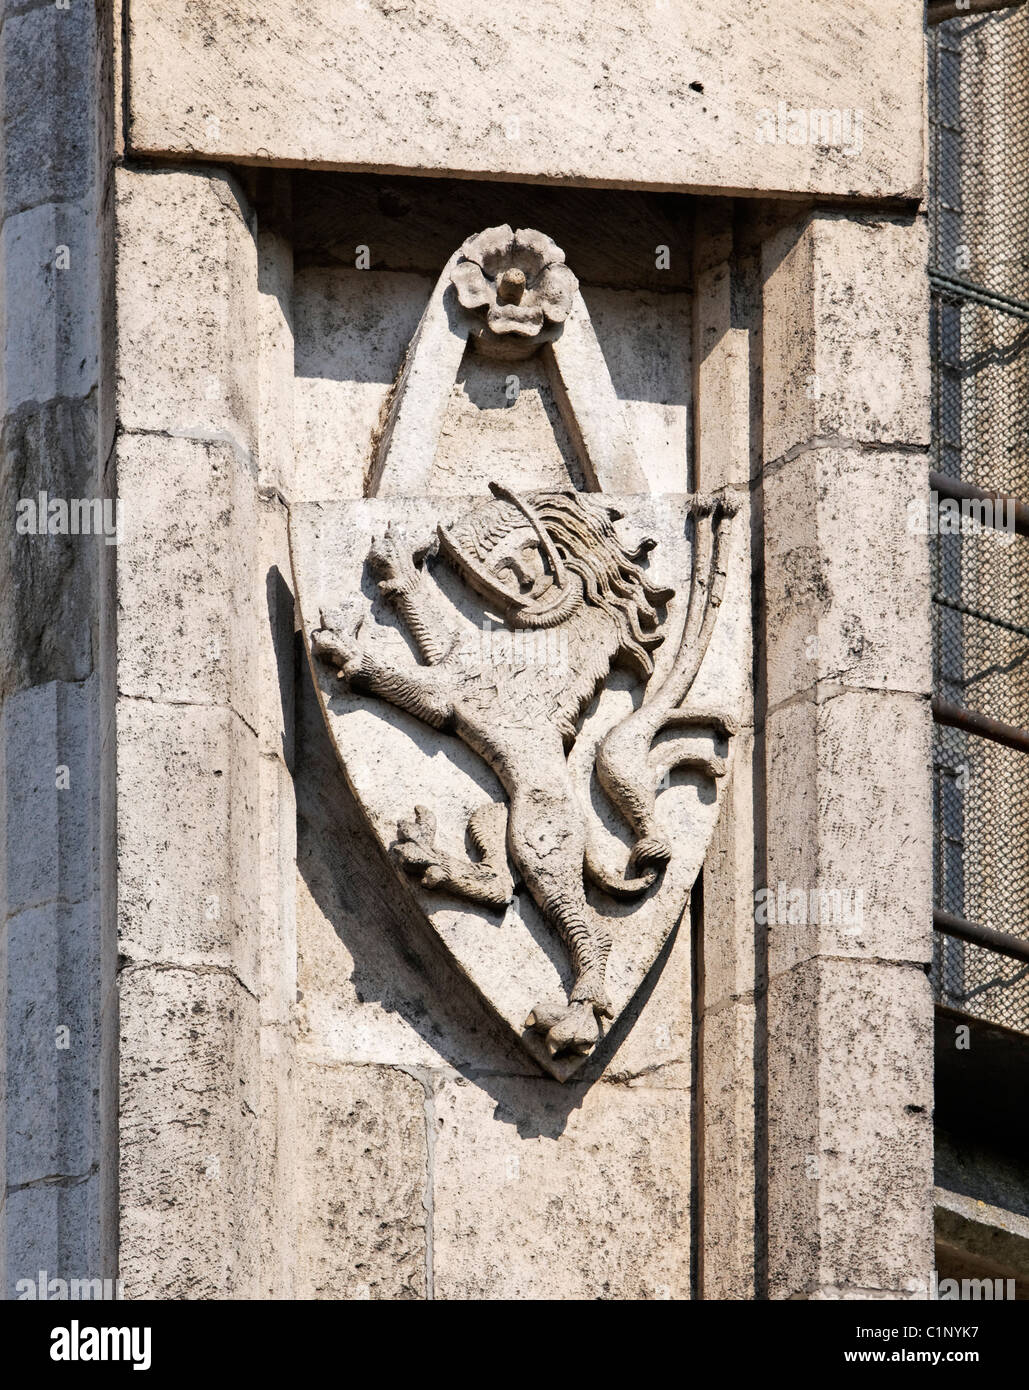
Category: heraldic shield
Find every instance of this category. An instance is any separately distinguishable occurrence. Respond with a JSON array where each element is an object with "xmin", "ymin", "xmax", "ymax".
[{"xmin": 290, "ymin": 226, "xmax": 747, "ymax": 1080}]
